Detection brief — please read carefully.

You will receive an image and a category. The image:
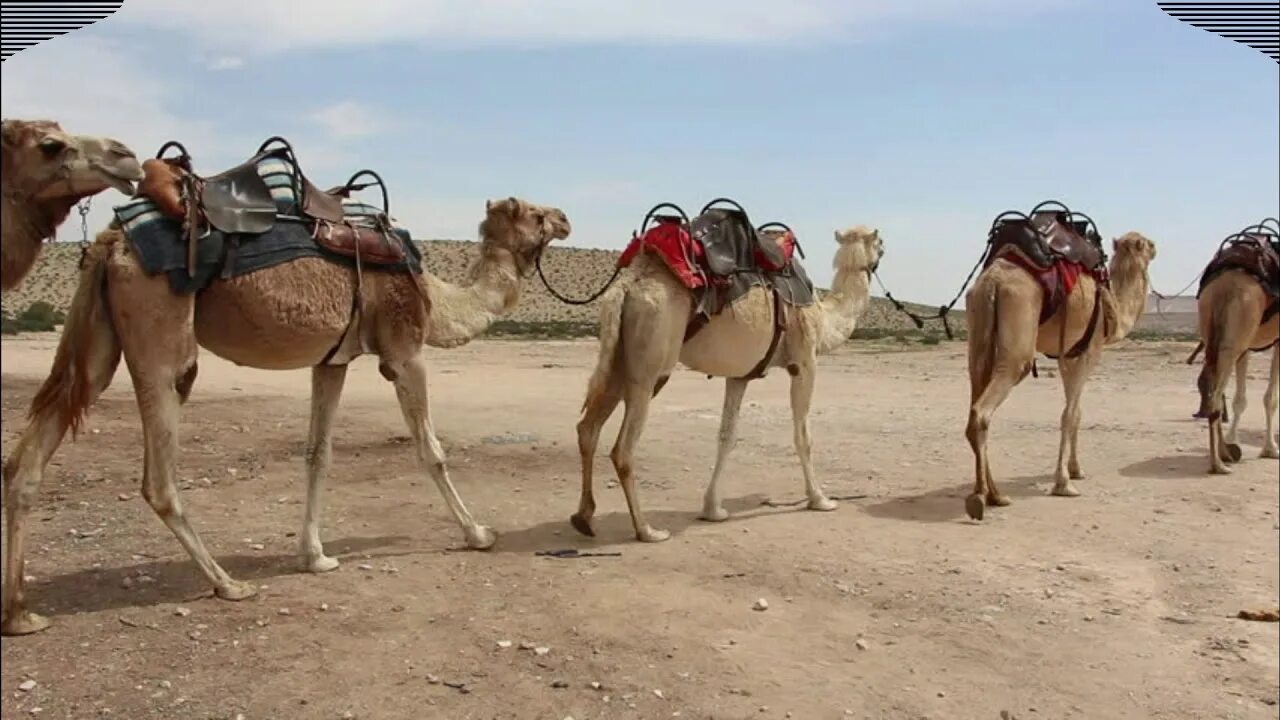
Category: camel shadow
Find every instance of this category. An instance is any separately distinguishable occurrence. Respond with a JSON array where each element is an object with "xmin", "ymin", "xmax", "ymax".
[
  {"xmin": 490, "ymin": 493, "xmax": 793, "ymax": 554},
  {"xmin": 1119, "ymin": 454, "xmax": 1206, "ymax": 479},
  {"xmin": 863, "ymin": 476, "xmax": 1049, "ymax": 524},
  {"xmin": 30, "ymin": 535, "xmax": 409, "ymax": 619}
]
